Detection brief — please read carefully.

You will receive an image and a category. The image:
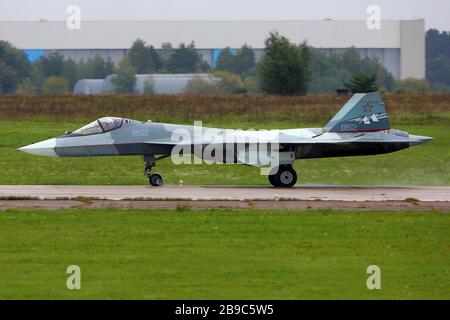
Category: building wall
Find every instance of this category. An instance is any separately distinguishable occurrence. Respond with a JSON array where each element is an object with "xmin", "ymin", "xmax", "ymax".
[
  {"xmin": 400, "ymin": 20, "xmax": 426, "ymax": 79},
  {"xmin": 0, "ymin": 20, "xmax": 403, "ymax": 49},
  {"xmin": 0, "ymin": 20, "xmax": 425, "ymax": 79}
]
